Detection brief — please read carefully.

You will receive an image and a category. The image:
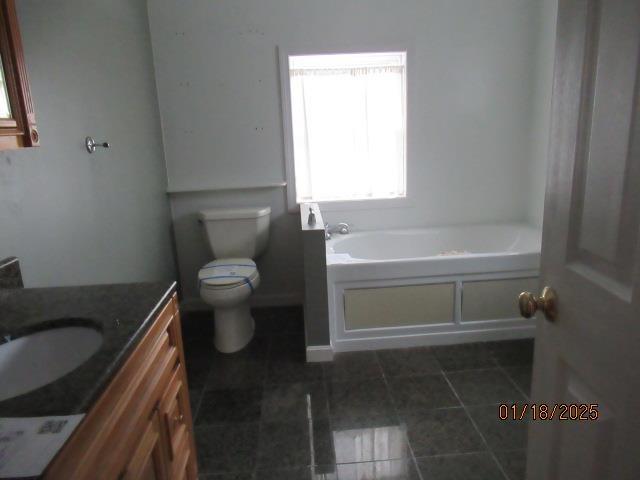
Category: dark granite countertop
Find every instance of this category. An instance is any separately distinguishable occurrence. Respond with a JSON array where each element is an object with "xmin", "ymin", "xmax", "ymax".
[{"xmin": 0, "ymin": 281, "xmax": 176, "ymax": 418}]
